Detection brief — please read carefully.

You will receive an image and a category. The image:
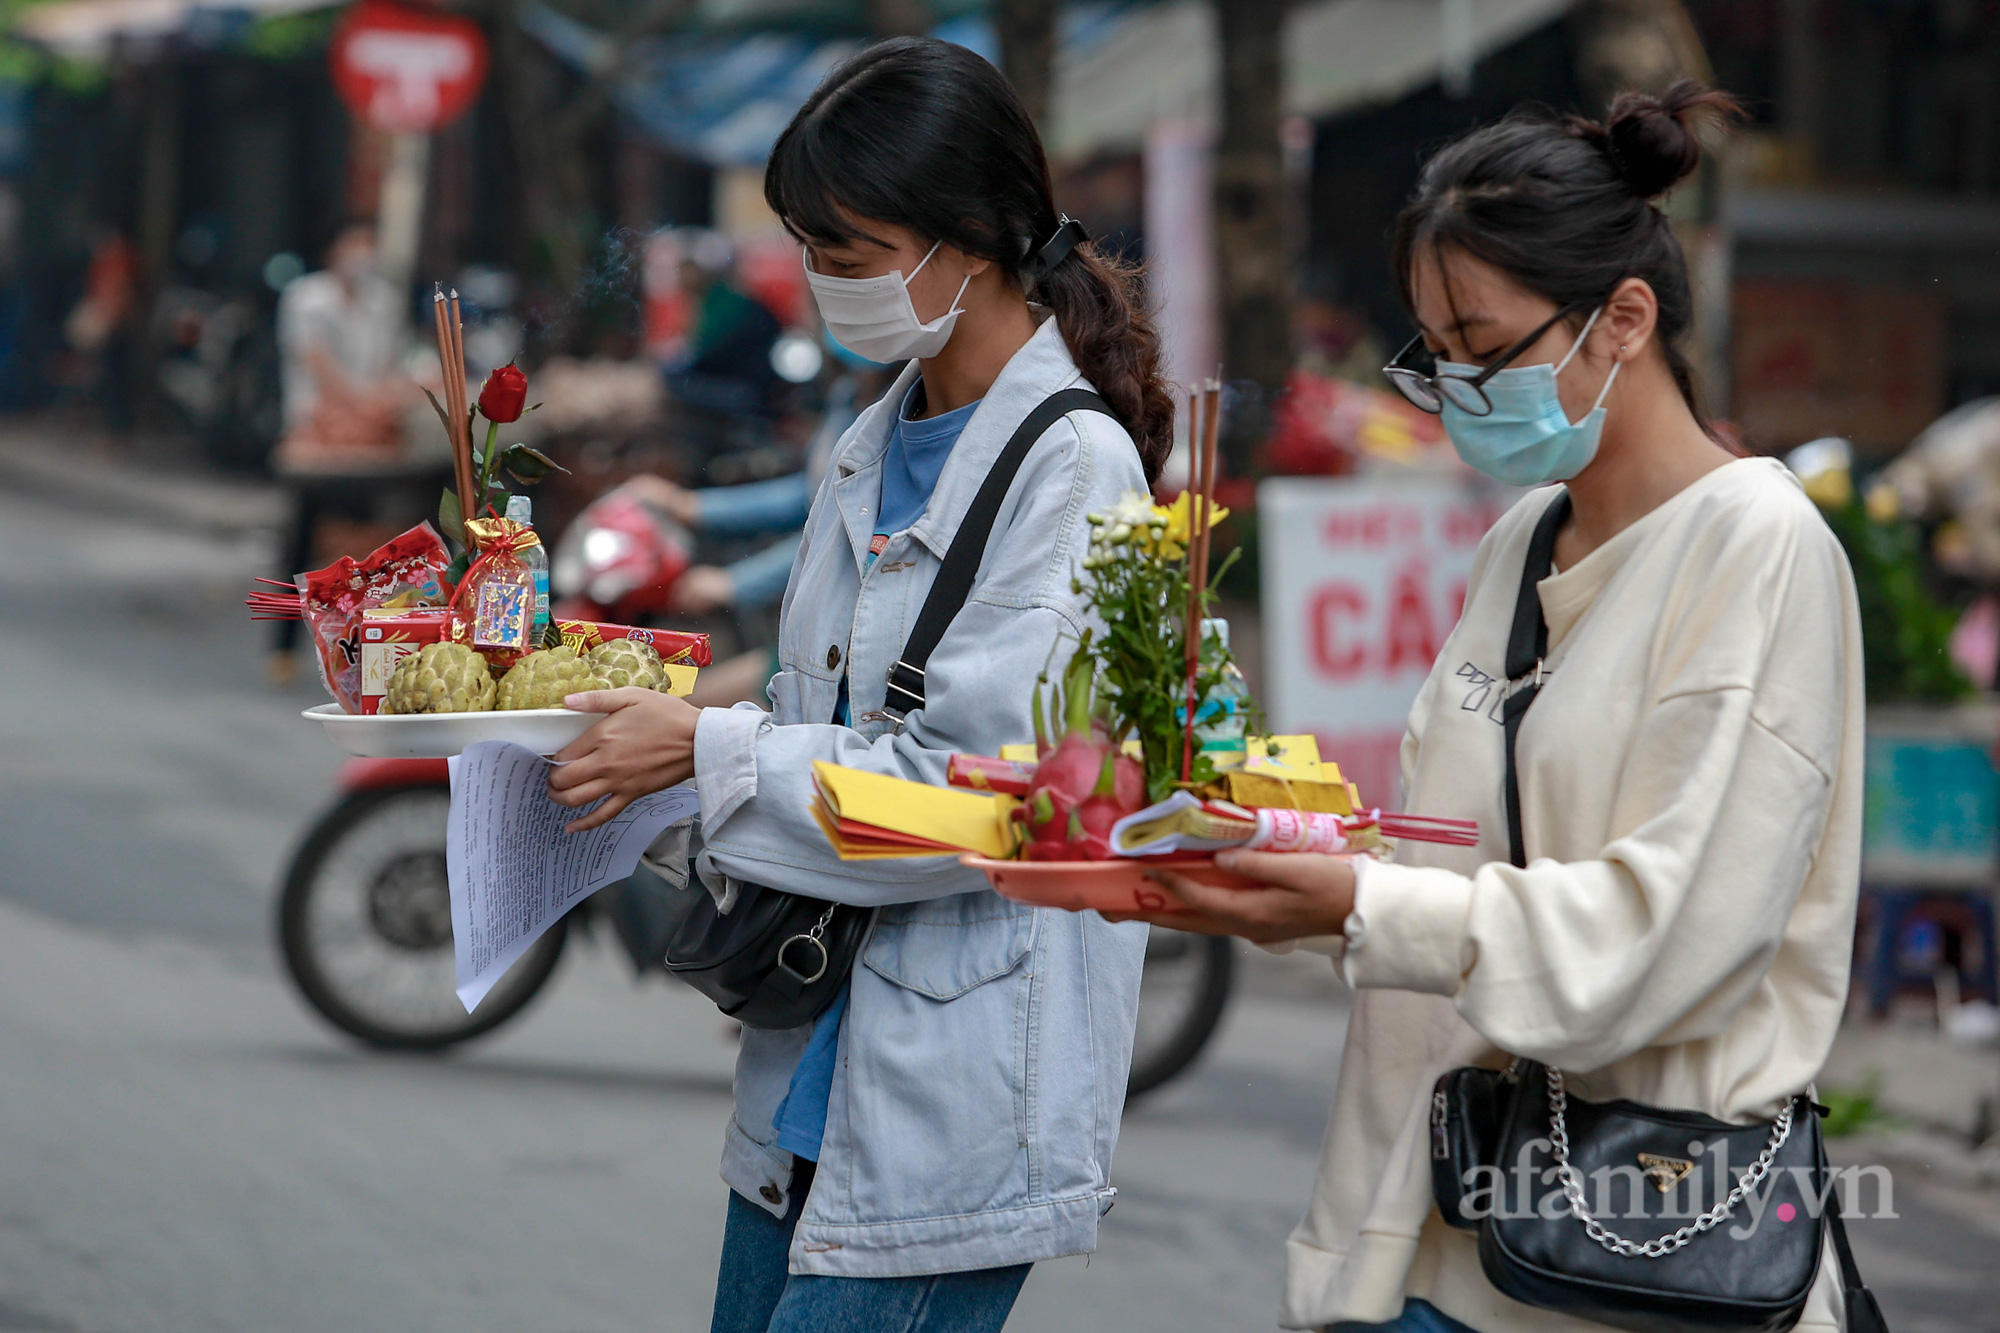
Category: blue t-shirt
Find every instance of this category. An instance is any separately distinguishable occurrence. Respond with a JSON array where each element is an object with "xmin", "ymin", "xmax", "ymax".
[
  {"xmin": 772, "ymin": 384, "xmax": 980, "ymax": 1164},
  {"xmin": 877, "ymin": 389, "xmax": 978, "ymax": 535}
]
